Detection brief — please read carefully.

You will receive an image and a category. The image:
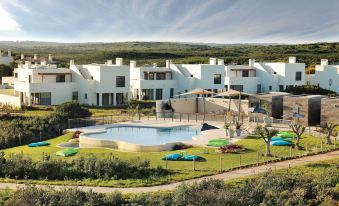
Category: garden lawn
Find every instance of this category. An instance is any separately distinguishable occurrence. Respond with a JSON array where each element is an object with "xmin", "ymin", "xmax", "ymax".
[{"xmin": 2, "ymin": 132, "xmax": 337, "ymax": 187}]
